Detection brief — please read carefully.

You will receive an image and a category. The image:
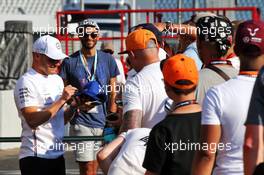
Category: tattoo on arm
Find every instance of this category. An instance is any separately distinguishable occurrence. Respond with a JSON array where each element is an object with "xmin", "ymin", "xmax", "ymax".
[{"xmin": 119, "ymin": 110, "xmax": 142, "ymax": 133}]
